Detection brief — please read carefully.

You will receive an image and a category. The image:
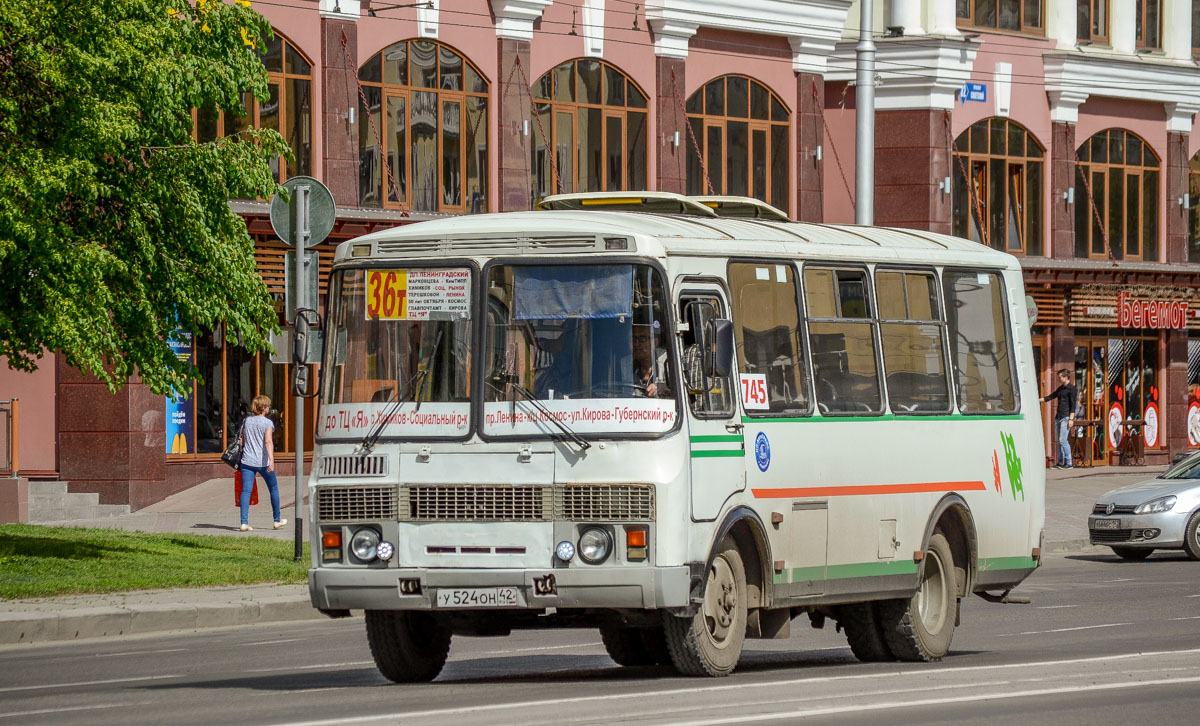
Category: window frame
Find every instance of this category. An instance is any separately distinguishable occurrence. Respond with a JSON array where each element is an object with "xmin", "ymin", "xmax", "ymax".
[
  {"xmin": 685, "ymin": 75, "xmax": 791, "ymax": 215},
  {"xmin": 942, "ymin": 267, "xmax": 1021, "ymax": 415},
  {"xmin": 873, "ymin": 265, "xmax": 955, "ymax": 416},
  {"xmin": 530, "ymin": 58, "xmax": 649, "ymax": 200},
  {"xmin": 956, "ymin": 0, "xmax": 1046, "ymax": 36},
  {"xmin": 799, "ymin": 262, "xmax": 886, "ymax": 417},
  {"xmin": 952, "ymin": 118, "xmax": 1045, "ymax": 256},
  {"xmin": 1077, "ymin": 0, "xmax": 1110, "ymax": 45},
  {"xmin": 1073, "ymin": 129, "xmax": 1160, "ymax": 262},
  {"xmin": 1135, "ymin": 0, "xmax": 1163, "ymax": 51},
  {"xmin": 1188, "ymin": 150, "xmax": 1200, "ymax": 262},
  {"xmin": 727, "ymin": 260, "xmax": 812, "ymax": 419},
  {"xmin": 358, "ymin": 40, "xmax": 489, "ymax": 214},
  {"xmin": 677, "ymin": 286, "xmax": 737, "ymax": 420}
]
